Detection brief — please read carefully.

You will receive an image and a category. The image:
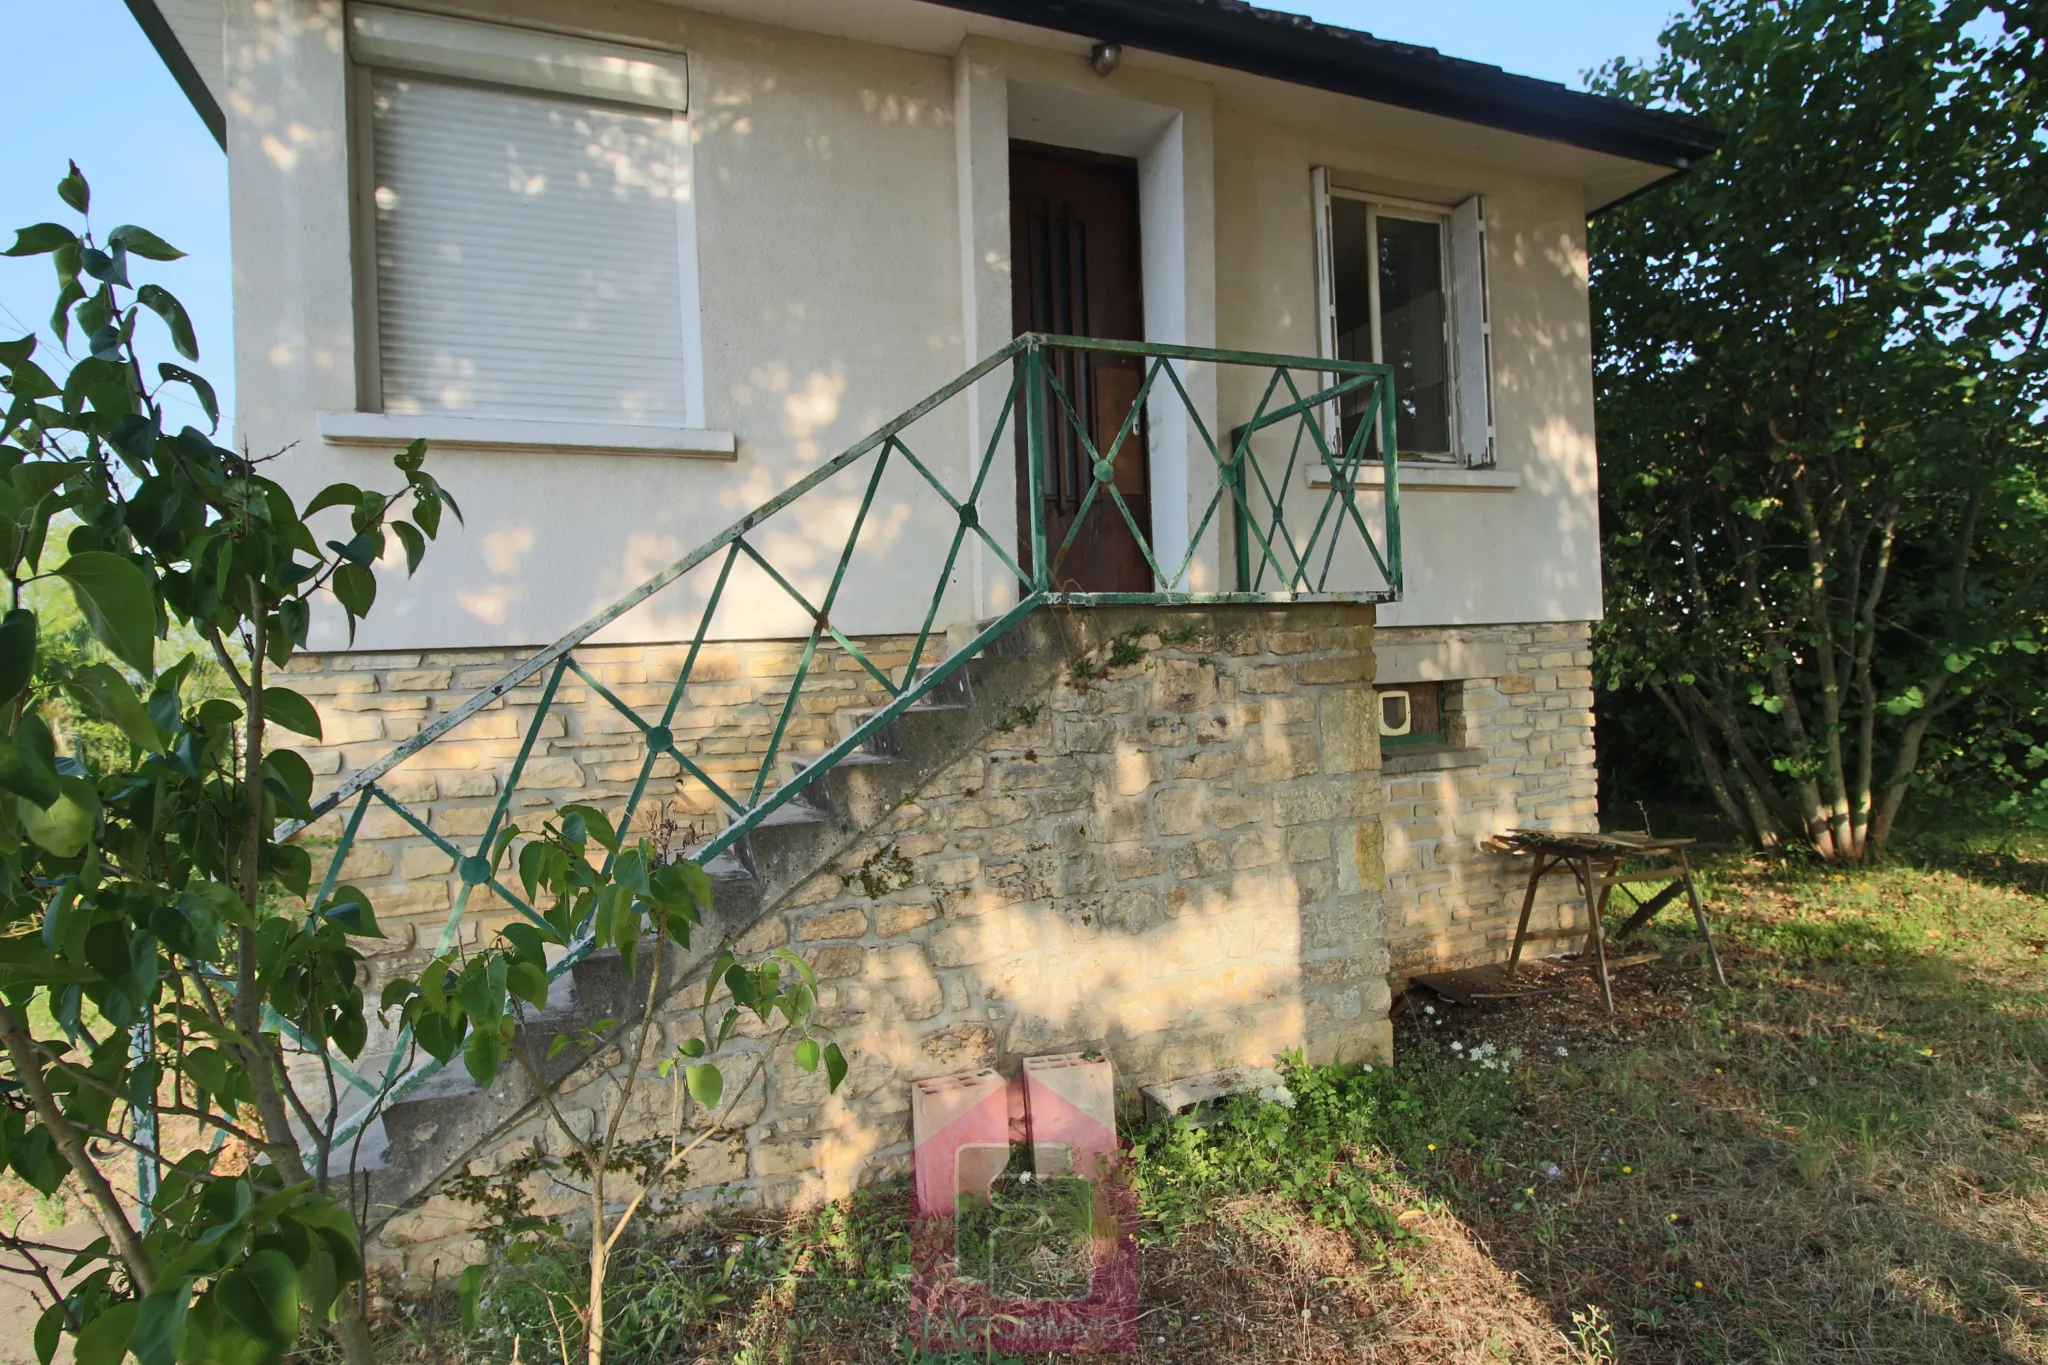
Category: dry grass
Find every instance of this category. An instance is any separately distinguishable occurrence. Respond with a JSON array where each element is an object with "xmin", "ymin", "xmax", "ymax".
[{"xmin": 330, "ymin": 836, "xmax": 2047, "ymax": 1363}]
